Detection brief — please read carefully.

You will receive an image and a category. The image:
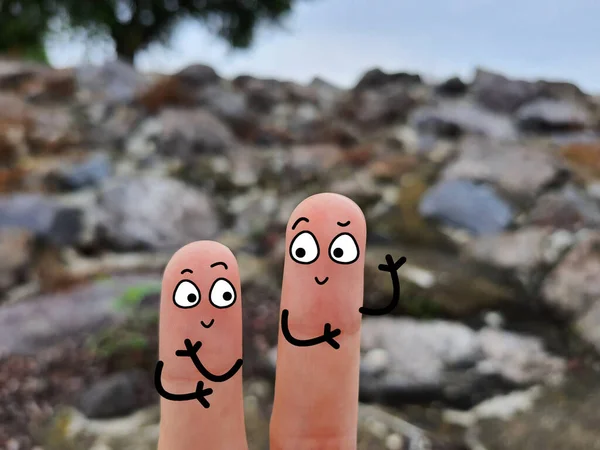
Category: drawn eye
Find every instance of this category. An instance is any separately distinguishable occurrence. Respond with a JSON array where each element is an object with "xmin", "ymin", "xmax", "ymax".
[
  {"xmin": 289, "ymin": 231, "xmax": 319, "ymax": 264},
  {"xmin": 173, "ymin": 280, "xmax": 201, "ymax": 308},
  {"xmin": 210, "ymin": 278, "xmax": 237, "ymax": 308},
  {"xmin": 329, "ymin": 233, "xmax": 359, "ymax": 264}
]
